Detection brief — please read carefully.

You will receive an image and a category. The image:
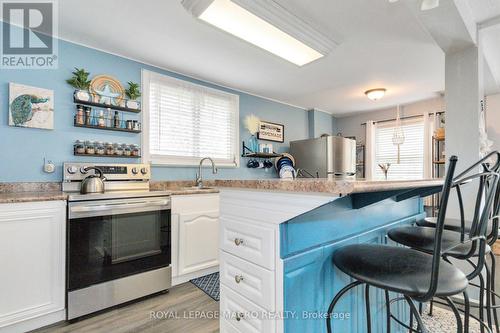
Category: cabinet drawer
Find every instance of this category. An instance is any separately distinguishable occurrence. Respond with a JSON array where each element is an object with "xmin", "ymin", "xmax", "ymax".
[
  {"xmin": 220, "ymin": 251, "xmax": 275, "ymax": 311},
  {"xmin": 220, "ymin": 217, "xmax": 275, "ymax": 270},
  {"xmin": 220, "ymin": 318, "xmax": 242, "ymax": 333},
  {"xmin": 220, "ymin": 284, "xmax": 275, "ymax": 333}
]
